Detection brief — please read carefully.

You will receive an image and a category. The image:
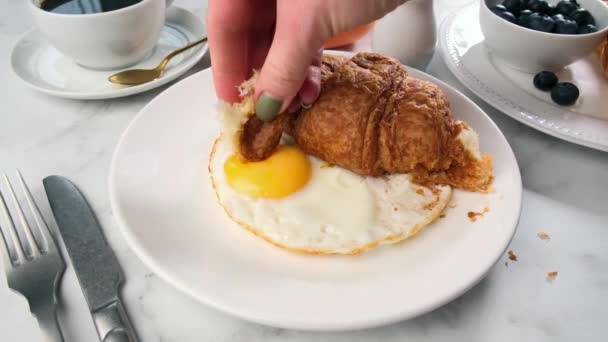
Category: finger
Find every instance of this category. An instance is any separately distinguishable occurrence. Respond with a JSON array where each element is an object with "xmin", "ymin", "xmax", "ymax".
[
  {"xmin": 298, "ymin": 65, "xmax": 322, "ymax": 107},
  {"xmin": 207, "ymin": 0, "xmax": 275, "ymax": 103},
  {"xmin": 312, "ymin": 47, "xmax": 324, "ymax": 67},
  {"xmin": 254, "ymin": 2, "xmax": 326, "ymax": 121}
]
